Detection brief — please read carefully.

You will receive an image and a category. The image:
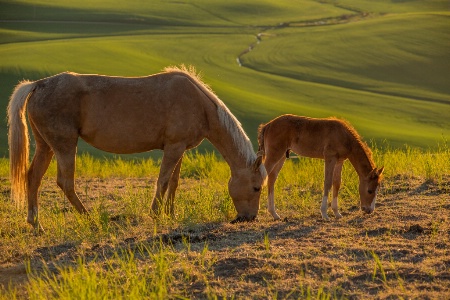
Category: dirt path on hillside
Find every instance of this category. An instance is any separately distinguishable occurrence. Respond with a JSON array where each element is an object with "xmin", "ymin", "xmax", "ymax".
[{"xmin": 236, "ymin": 9, "xmax": 376, "ymax": 67}]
